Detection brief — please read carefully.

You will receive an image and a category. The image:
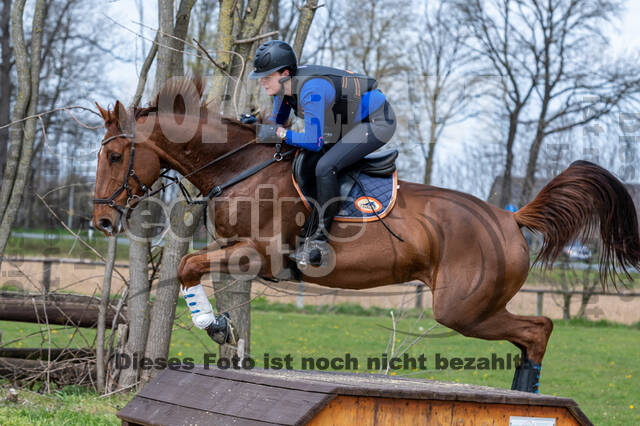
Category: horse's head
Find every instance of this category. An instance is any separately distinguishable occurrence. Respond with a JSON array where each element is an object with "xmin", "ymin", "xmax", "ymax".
[{"xmin": 92, "ymin": 101, "xmax": 161, "ymax": 236}]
